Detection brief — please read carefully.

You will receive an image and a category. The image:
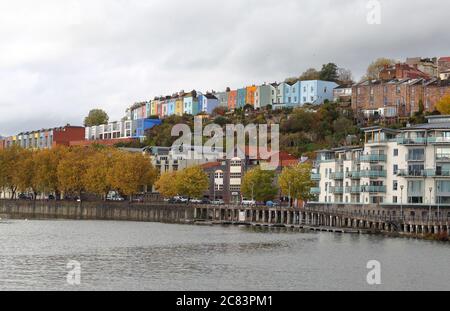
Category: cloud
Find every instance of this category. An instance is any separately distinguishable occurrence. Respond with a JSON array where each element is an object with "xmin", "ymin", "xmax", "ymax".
[{"xmin": 1, "ymin": 0, "xmax": 449, "ymax": 135}]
